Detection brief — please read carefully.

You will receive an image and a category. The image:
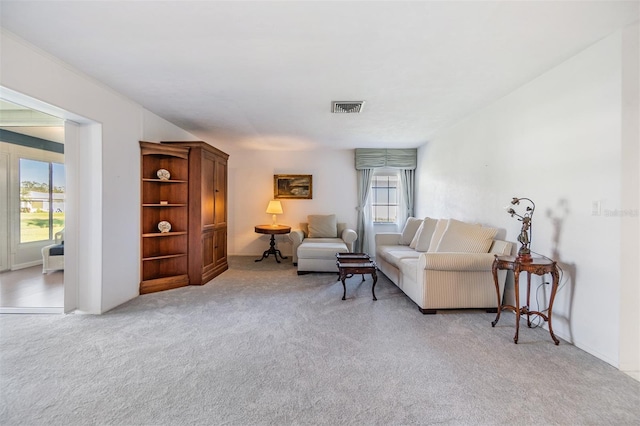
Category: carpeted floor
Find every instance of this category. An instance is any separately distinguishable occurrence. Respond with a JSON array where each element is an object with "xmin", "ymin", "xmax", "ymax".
[{"xmin": 1, "ymin": 256, "xmax": 638, "ymax": 425}]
